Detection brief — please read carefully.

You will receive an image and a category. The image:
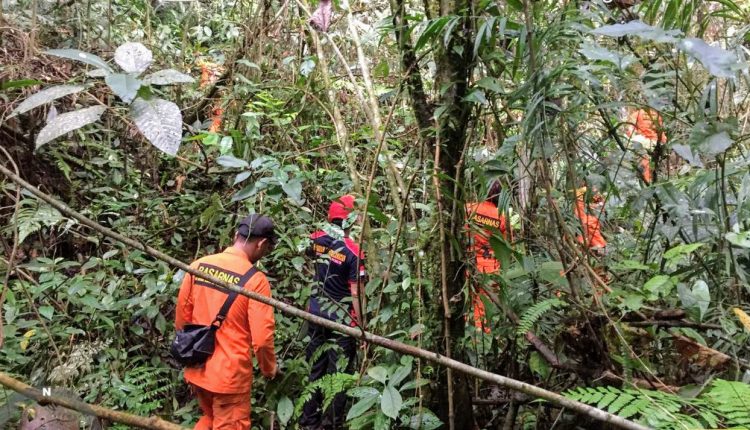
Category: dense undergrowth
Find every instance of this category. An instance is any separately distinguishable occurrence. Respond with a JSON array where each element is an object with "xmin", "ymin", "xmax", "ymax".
[{"xmin": 1, "ymin": 0, "xmax": 750, "ymax": 428}]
